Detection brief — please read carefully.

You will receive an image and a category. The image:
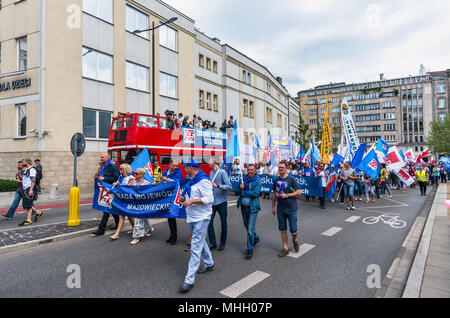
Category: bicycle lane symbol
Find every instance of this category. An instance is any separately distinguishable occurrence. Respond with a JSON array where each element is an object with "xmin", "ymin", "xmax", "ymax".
[{"xmin": 362, "ymin": 214, "xmax": 407, "ymax": 229}]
